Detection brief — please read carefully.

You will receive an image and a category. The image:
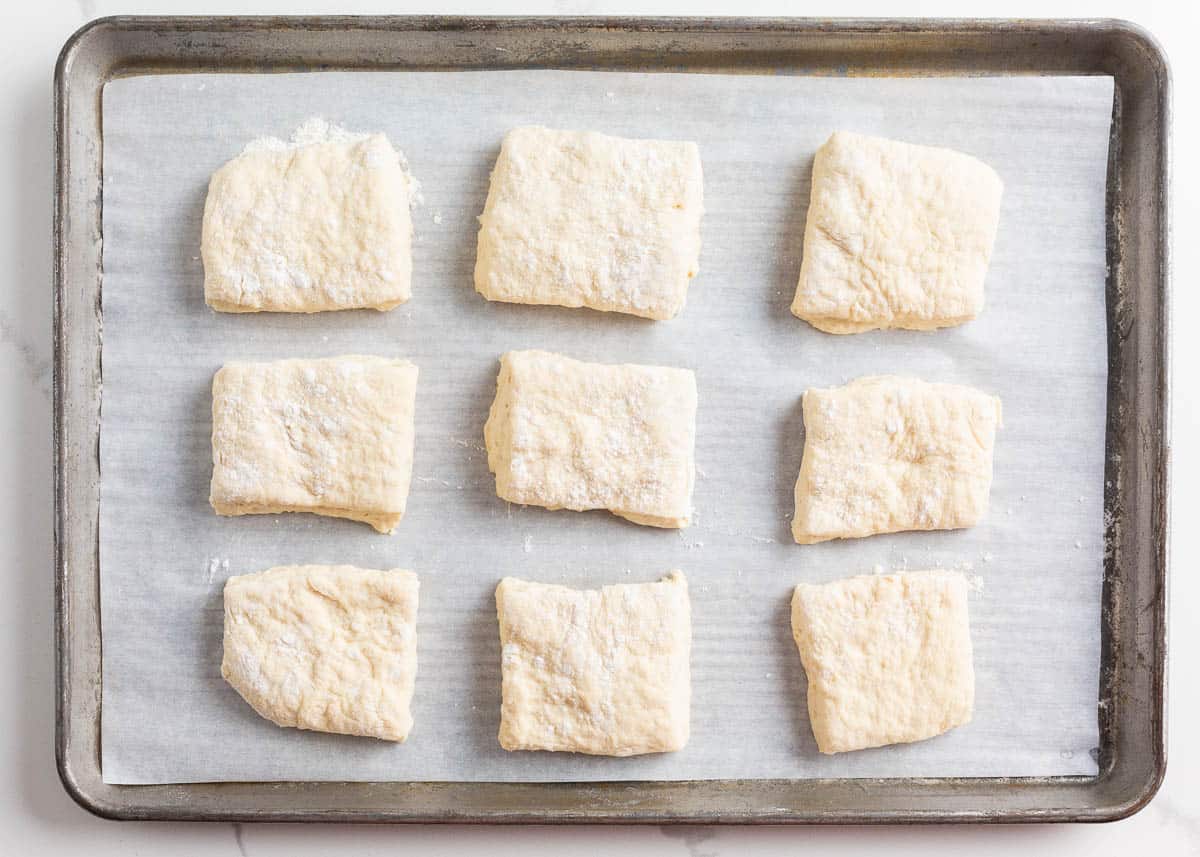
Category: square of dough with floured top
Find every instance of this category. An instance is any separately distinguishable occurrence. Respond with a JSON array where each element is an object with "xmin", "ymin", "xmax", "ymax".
[
  {"xmin": 222, "ymin": 564, "xmax": 419, "ymax": 741},
  {"xmin": 792, "ymin": 375, "xmax": 1001, "ymax": 544},
  {"xmin": 210, "ymin": 355, "xmax": 418, "ymax": 533},
  {"xmin": 791, "ymin": 131, "xmax": 1003, "ymax": 333},
  {"xmin": 484, "ymin": 350, "xmax": 697, "ymax": 528},
  {"xmin": 496, "ymin": 571, "xmax": 691, "ymax": 756},
  {"xmin": 474, "ymin": 126, "xmax": 704, "ymax": 320},
  {"xmin": 790, "ymin": 570, "xmax": 974, "ymax": 754},
  {"xmin": 202, "ymin": 120, "xmax": 414, "ymax": 313}
]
